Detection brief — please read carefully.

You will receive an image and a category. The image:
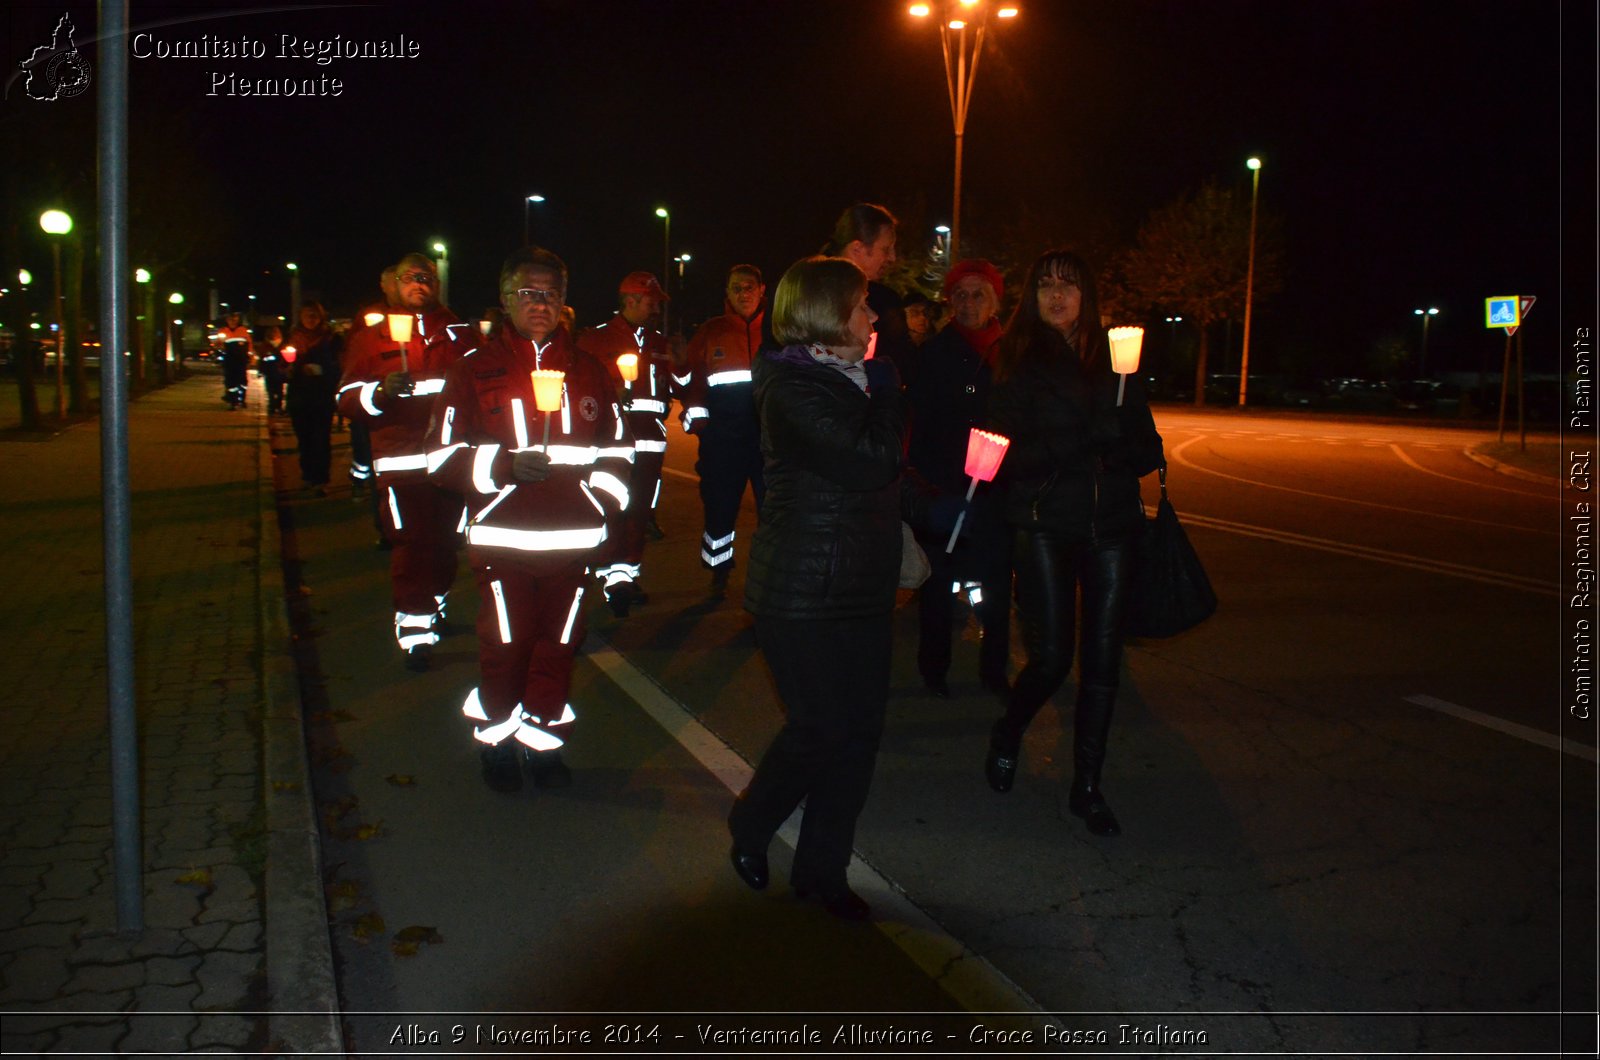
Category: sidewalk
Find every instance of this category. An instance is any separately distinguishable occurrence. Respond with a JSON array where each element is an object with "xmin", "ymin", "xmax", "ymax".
[{"xmin": 0, "ymin": 372, "xmax": 337, "ymax": 1054}]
